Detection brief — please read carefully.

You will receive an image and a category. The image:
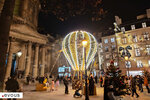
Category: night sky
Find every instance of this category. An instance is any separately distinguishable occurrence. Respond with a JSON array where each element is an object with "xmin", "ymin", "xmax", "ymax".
[{"xmin": 38, "ymin": 0, "xmax": 150, "ymax": 37}]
